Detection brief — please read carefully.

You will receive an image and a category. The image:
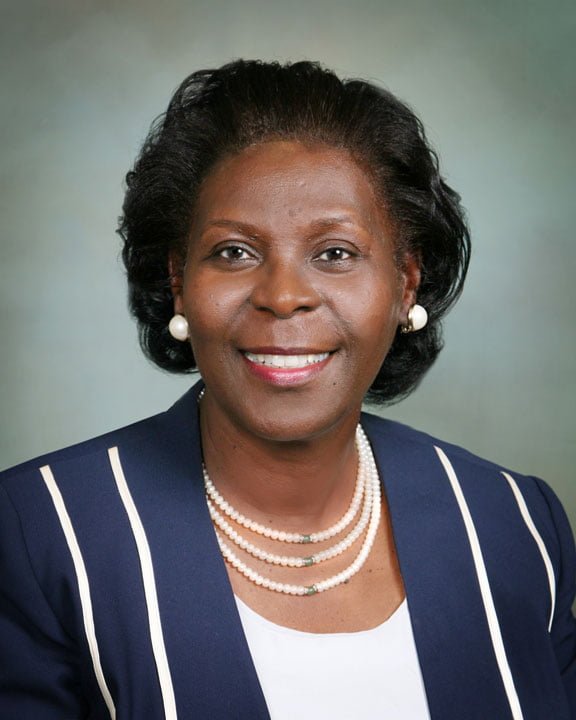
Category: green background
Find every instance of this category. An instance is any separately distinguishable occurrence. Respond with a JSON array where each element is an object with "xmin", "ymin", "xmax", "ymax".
[{"xmin": 1, "ymin": 0, "xmax": 575, "ymax": 531}]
